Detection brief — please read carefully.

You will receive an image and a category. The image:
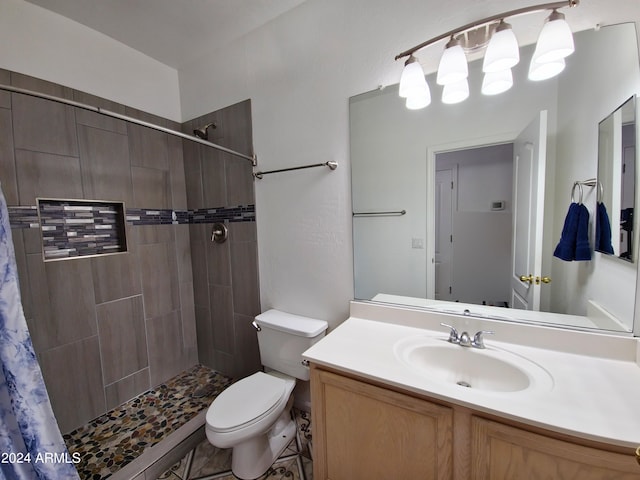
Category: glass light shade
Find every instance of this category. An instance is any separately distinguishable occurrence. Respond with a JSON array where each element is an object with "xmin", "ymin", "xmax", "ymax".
[
  {"xmin": 399, "ymin": 56, "xmax": 427, "ymax": 98},
  {"xmin": 532, "ymin": 10, "xmax": 575, "ymax": 64},
  {"xmin": 405, "ymin": 86, "xmax": 432, "ymax": 110},
  {"xmin": 437, "ymin": 38, "xmax": 468, "ymax": 85},
  {"xmin": 442, "ymin": 78, "xmax": 469, "ymax": 104},
  {"xmin": 528, "ymin": 57, "xmax": 565, "ymax": 81},
  {"xmin": 483, "ymin": 22, "xmax": 520, "ymax": 73},
  {"xmin": 482, "ymin": 69, "xmax": 513, "ymax": 95}
]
